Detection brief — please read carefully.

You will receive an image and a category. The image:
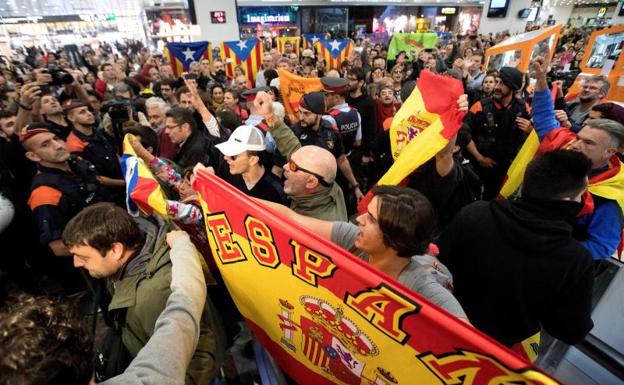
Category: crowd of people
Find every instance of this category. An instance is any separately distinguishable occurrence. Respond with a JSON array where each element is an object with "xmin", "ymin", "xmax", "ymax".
[{"xmin": 0, "ymin": 24, "xmax": 623, "ymax": 385}]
